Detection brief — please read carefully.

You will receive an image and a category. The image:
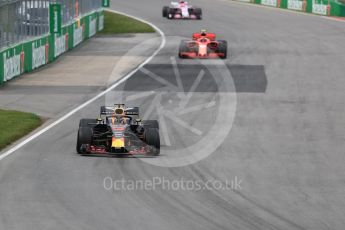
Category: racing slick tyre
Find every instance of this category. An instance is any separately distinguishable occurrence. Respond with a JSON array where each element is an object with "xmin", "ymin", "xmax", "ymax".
[
  {"xmin": 194, "ymin": 8, "xmax": 202, "ymax": 19},
  {"xmin": 162, "ymin": 6, "xmax": 169, "ymax": 17},
  {"xmin": 79, "ymin": 119, "xmax": 97, "ymax": 128},
  {"xmin": 178, "ymin": 40, "xmax": 189, "ymax": 58},
  {"xmin": 76, "ymin": 127, "xmax": 93, "ymax": 154},
  {"xmin": 143, "ymin": 120, "xmax": 159, "ymax": 129},
  {"xmin": 218, "ymin": 40, "xmax": 228, "ymax": 59},
  {"xmin": 144, "ymin": 128, "xmax": 160, "ymax": 156}
]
